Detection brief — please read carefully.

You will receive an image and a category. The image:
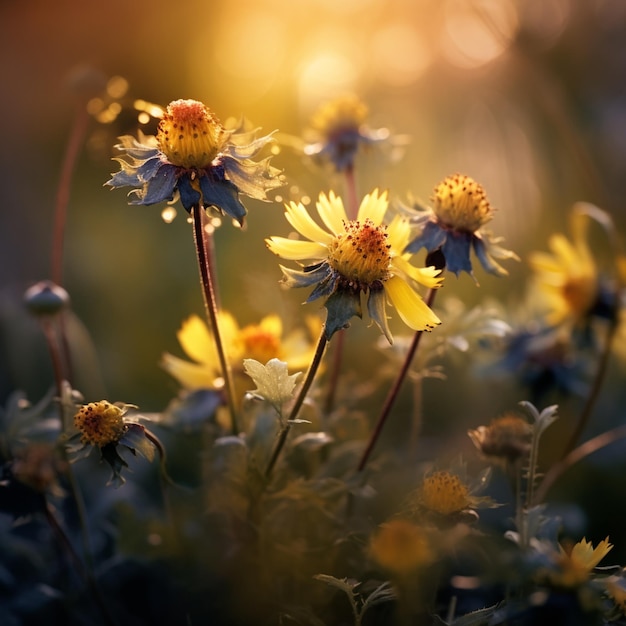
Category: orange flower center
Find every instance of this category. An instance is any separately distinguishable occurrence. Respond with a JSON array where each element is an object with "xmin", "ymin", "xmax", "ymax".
[
  {"xmin": 327, "ymin": 219, "xmax": 391, "ymax": 287},
  {"xmin": 74, "ymin": 401, "xmax": 126, "ymax": 447},
  {"xmin": 156, "ymin": 99, "xmax": 226, "ymax": 168},
  {"xmin": 240, "ymin": 325, "xmax": 281, "ymax": 364},
  {"xmin": 420, "ymin": 471, "xmax": 470, "ymax": 515},
  {"xmin": 432, "ymin": 174, "xmax": 493, "ymax": 233}
]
